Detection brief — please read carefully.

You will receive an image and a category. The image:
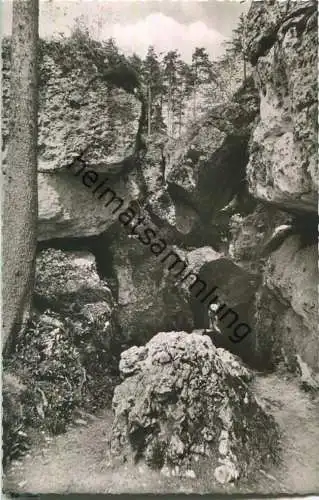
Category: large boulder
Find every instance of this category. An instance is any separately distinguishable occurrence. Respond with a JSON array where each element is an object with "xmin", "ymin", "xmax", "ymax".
[
  {"xmin": 4, "ymin": 249, "xmax": 122, "ymax": 434},
  {"xmin": 37, "ymin": 167, "xmax": 142, "ymax": 241},
  {"xmin": 2, "ymin": 38, "xmax": 143, "ymax": 241},
  {"xmin": 104, "ymin": 230, "xmax": 194, "ymax": 345},
  {"xmin": 111, "ymin": 331, "xmax": 279, "ymax": 482},
  {"xmin": 246, "ymin": 1, "xmax": 317, "ymax": 213},
  {"xmin": 186, "ymin": 246, "xmax": 259, "ymax": 308},
  {"xmin": 35, "ymin": 249, "xmax": 117, "ymax": 354},
  {"xmin": 228, "ymin": 204, "xmax": 293, "ymax": 273},
  {"xmin": 182, "ymin": 246, "xmax": 259, "ymax": 365}
]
